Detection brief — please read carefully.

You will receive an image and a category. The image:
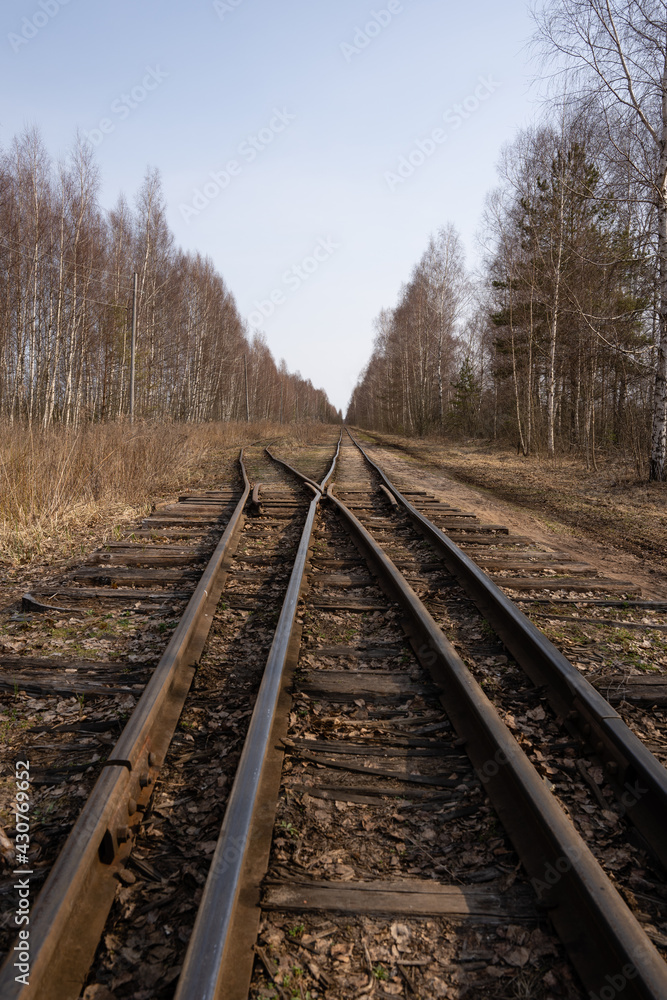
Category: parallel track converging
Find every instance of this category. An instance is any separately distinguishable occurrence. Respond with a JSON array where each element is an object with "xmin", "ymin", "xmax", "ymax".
[{"xmin": 2, "ymin": 429, "xmax": 667, "ymax": 999}]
